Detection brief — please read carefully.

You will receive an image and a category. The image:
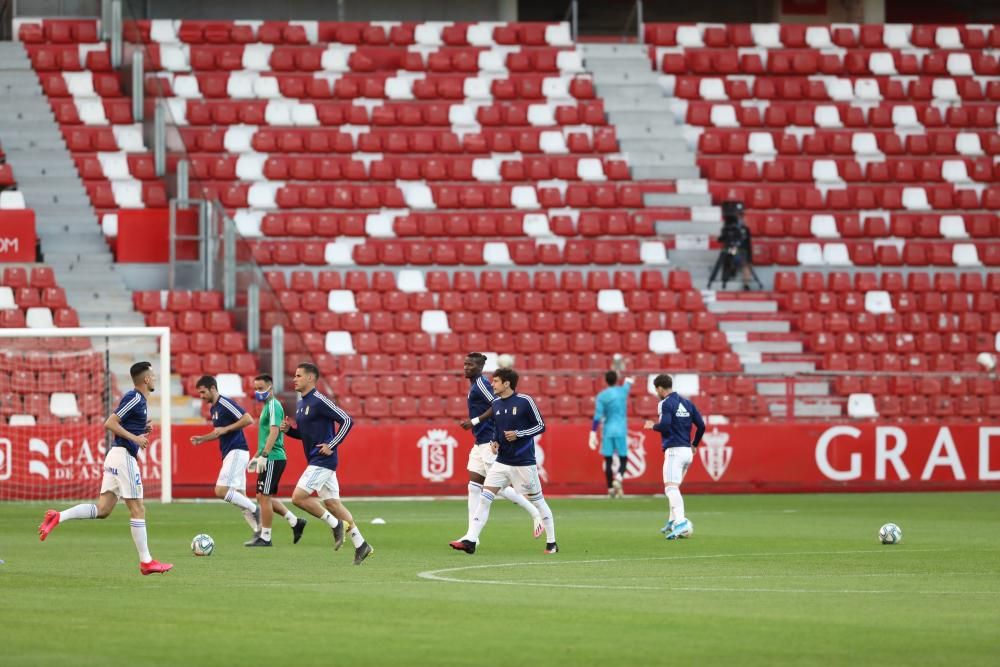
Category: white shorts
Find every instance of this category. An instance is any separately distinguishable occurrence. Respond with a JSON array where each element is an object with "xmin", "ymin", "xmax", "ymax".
[
  {"xmin": 100, "ymin": 446, "xmax": 143, "ymax": 499},
  {"xmin": 216, "ymin": 449, "xmax": 250, "ymax": 490},
  {"xmin": 466, "ymin": 443, "xmax": 497, "ymax": 477},
  {"xmin": 295, "ymin": 465, "xmax": 340, "ymax": 501},
  {"xmin": 663, "ymin": 446, "xmax": 694, "ymax": 486},
  {"xmin": 484, "ymin": 462, "xmax": 542, "ymax": 497}
]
